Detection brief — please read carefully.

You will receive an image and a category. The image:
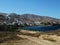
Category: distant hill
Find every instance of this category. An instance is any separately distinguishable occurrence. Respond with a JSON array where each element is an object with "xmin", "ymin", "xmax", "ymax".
[
  {"xmin": 21, "ymin": 14, "xmax": 60, "ymax": 23},
  {"xmin": 0, "ymin": 13, "xmax": 60, "ymax": 23}
]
